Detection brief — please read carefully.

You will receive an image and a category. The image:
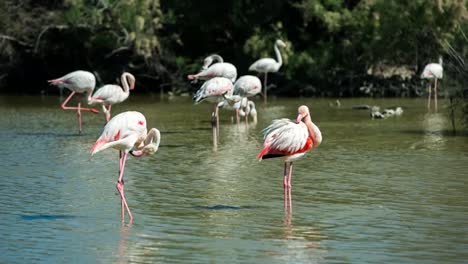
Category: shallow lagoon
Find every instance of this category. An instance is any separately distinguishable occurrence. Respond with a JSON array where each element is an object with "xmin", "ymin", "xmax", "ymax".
[{"xmin": 1, "ymin": 96, "xmax": 467, "ymax": 263}]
